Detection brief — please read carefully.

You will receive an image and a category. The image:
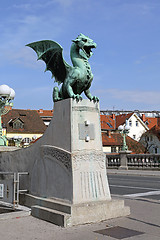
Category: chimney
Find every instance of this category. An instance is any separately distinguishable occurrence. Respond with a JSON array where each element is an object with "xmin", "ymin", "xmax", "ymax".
[
  {"xmin": 112, "ymin": 114, "xmax": 115, "ymax": 120},
  {"xmin": 39, "ymin": 109, "xmax": 43, "ymax": 113},
  {"xmin": 142, "ymin": 114, "xmax": 145, "ymax": 122},
  {"xmin": 108, "ymin": 130, "xmax": 111, "ymax": 138}
]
